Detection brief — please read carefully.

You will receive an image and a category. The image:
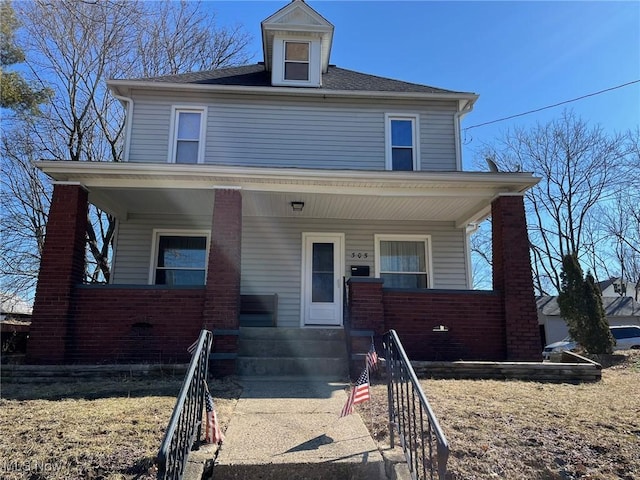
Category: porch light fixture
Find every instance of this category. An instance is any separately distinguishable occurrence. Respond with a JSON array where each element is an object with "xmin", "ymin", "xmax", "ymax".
[{"xmin": 290, "ymin": 201, "xmax": 305, "ymax": 212}]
